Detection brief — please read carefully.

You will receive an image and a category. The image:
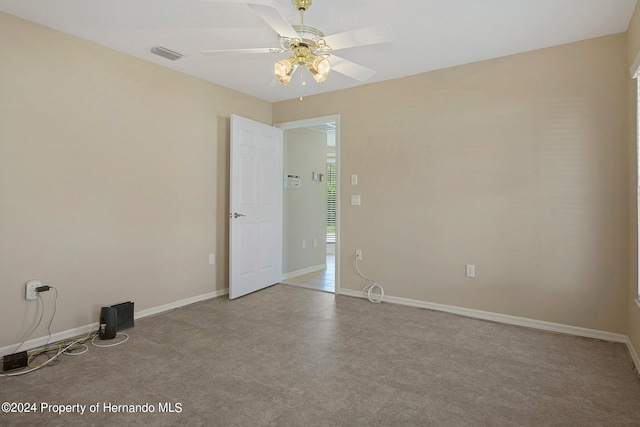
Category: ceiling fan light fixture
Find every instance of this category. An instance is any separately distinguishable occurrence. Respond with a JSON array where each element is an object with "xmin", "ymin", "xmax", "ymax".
[
  {"xmin": 275, "ymin": 60, "xmax": 296, "ymax": 85},
  {"xmin": 202, "ymin": 1, "xmax": 394, "ymax": 90},
  {"xmin": 276, "ymin": 73, "xmax": 293, "ymax": 85},
  {"xmin": 312, "ymin": 56, "xmax": 330, "ymax": 75},
  {"xmin": 312, "ymin": 70, "xmax": 329, "ymax": 83},
  {"xmin": 309, "ymin": 56, "xmax": 330, "ymax": 83},
  {"xmin": 274, "ymin": 59, "xmax": 293, "ymax": 77}
]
